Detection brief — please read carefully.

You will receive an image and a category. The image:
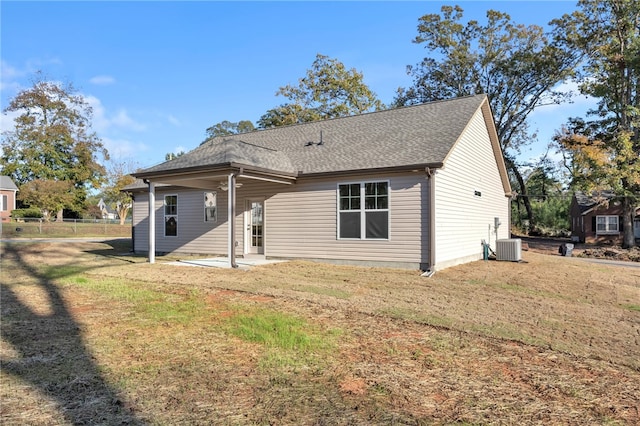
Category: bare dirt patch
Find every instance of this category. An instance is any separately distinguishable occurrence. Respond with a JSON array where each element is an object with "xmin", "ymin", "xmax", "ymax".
[
  {"xmin": 579, "ymin": 246, "xmax": 640, "ymax": 262},
  {"xmin": 520, "ymin": 235, "xmax": 640, "ymax": 262},
  {"xmin": 2, "ymin": 240, "xmax": 639, "ymax": 425}
]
